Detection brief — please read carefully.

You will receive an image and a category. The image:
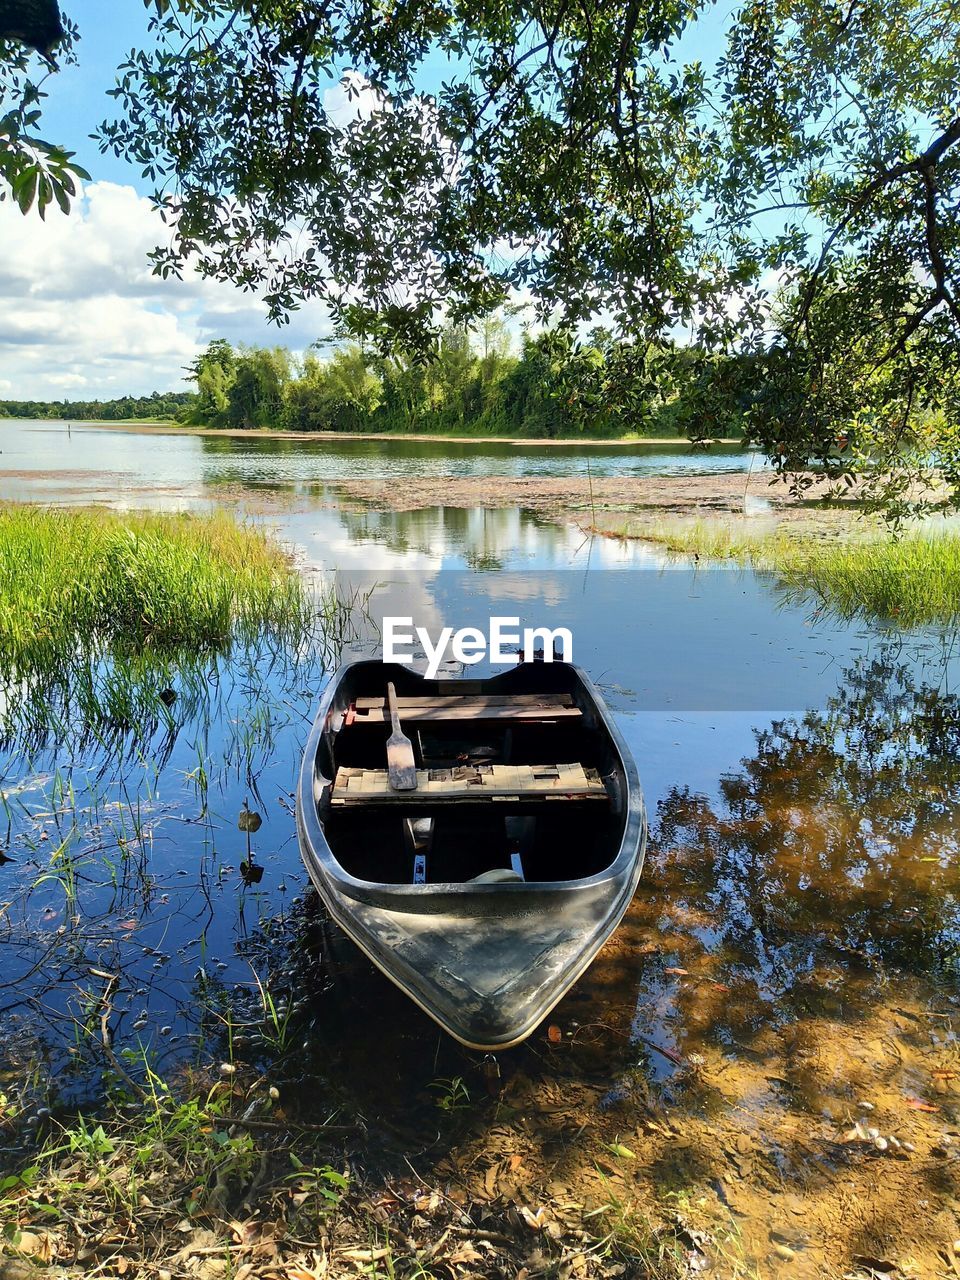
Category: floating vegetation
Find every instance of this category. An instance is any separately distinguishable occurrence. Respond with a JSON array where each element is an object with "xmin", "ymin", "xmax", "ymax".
[{"xmin": 635, "ymin": 520, "xmax": 960, "ymax": 628}]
